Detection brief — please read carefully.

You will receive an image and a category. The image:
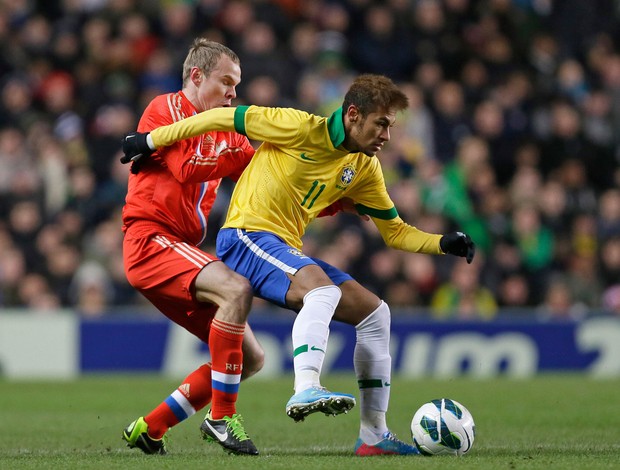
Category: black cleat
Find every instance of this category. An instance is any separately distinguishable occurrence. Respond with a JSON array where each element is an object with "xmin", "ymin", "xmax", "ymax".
[{"xmin": 200, "ymin": 411, "xmax": 259, "ymax": 455}]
